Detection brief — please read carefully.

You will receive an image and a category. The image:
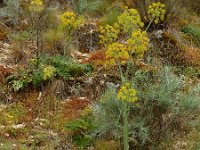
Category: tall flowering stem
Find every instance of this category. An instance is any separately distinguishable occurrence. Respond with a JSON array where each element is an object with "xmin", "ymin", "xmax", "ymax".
[
  {"xmin": 118, "ymin": 8, "xmax": 144, "ymax": 34},
  {"xmin": 29, "ymin": 0, "xmax": 45, "ymax": 66},
  {"xmin": 146, "ymin": 2, "xmax": 166, "ymax": 31},
  {"xmin": 58, "ymin": 11, "xmax": 83, "ymax": 56},
  {"xmin": 104, "ymin": 8, "xmax": 149, "ymax": 149},
  {"xmin": 117, "ymin": 83, "xmax": 138, "ymax": 150}
]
